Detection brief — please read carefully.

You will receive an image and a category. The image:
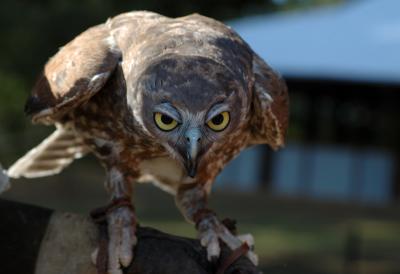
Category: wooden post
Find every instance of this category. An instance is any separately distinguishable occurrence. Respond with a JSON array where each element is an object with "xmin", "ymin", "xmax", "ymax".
[{"xmin": 0, "ymin": 199, "xmax": 259, "ymax": 274}]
